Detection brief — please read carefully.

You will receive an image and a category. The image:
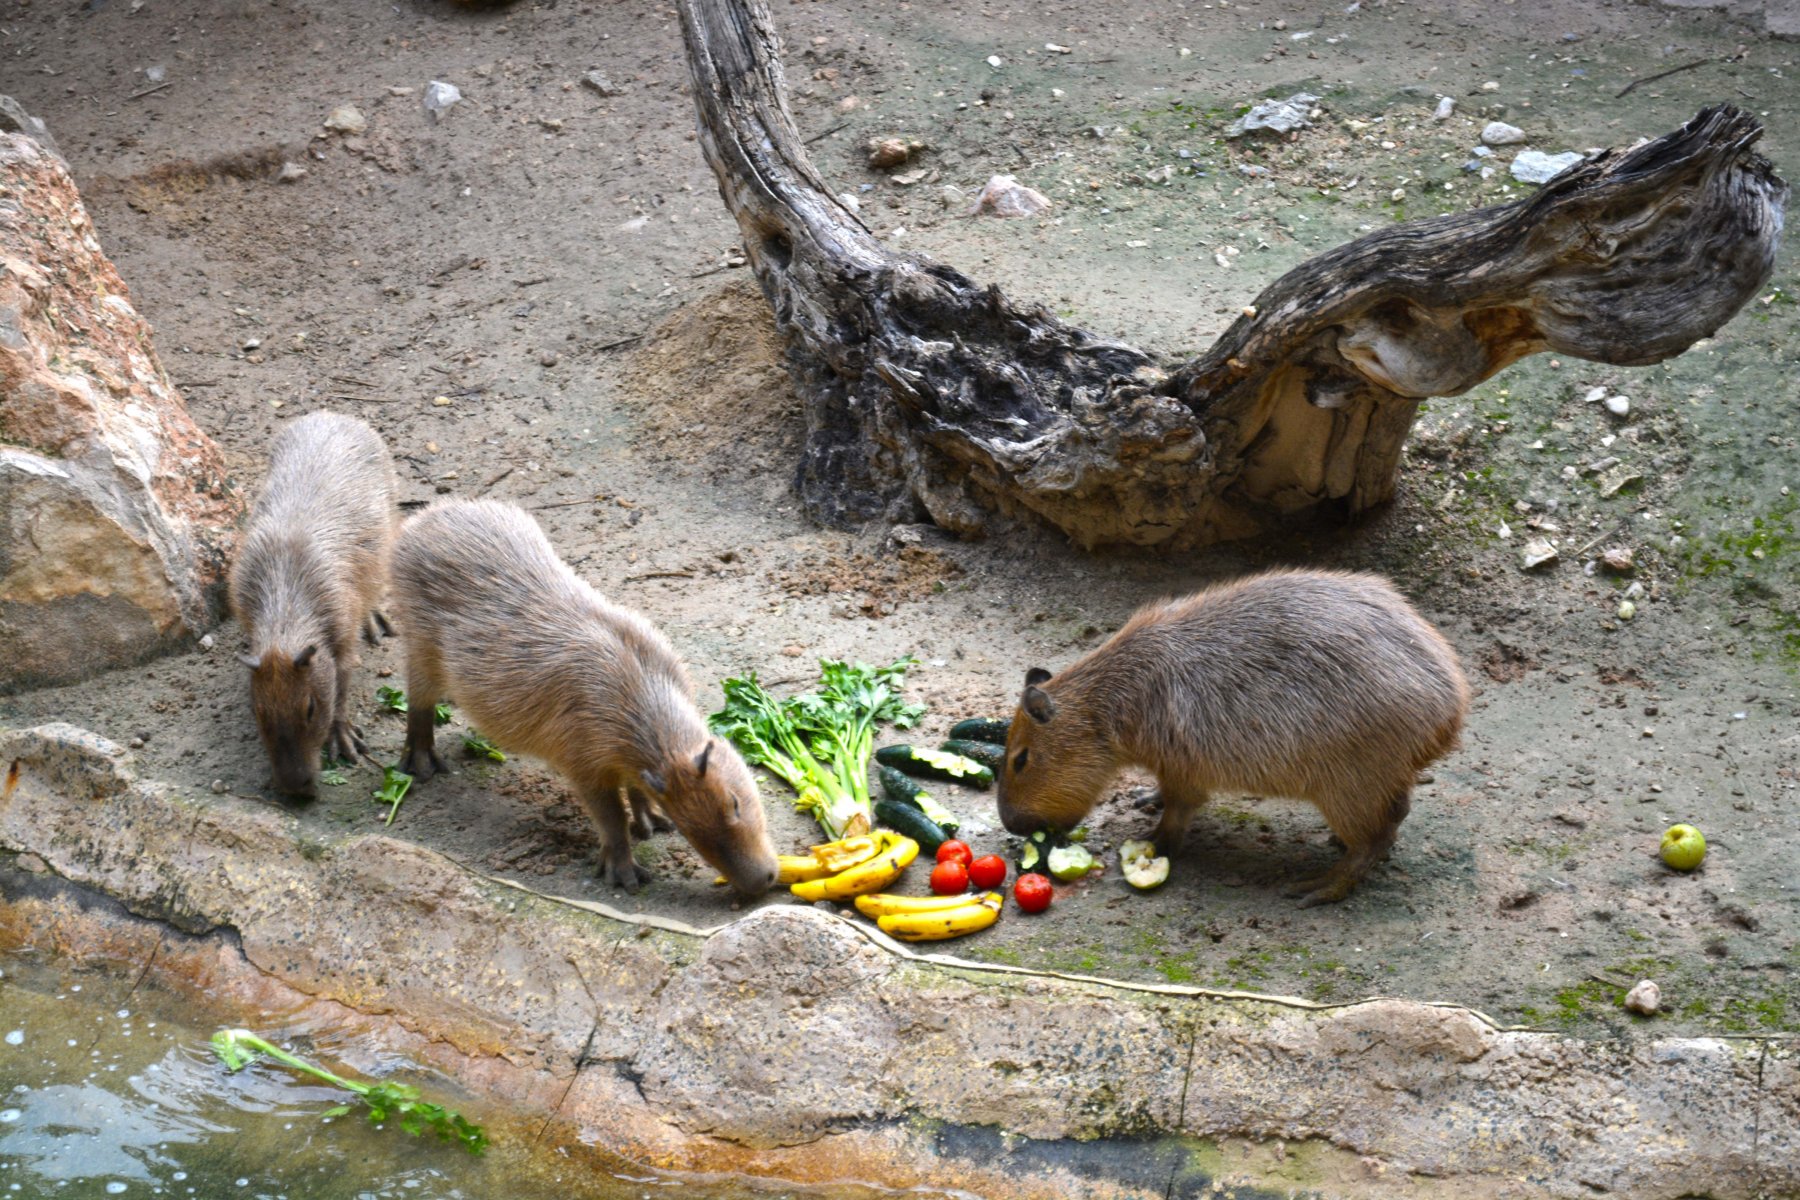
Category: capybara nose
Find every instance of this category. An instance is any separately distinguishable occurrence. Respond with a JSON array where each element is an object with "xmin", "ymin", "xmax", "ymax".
[
  {"xmin": 739, "ymin": 862, "xmax": 778, "ymax": 899},
  {"xmin": 275, "ymin": 774, "xmax": 317, "ymax": 800},
  {"xmin": 997, "ymin": 801, "xmax": 1040, "ymax": 838}
]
